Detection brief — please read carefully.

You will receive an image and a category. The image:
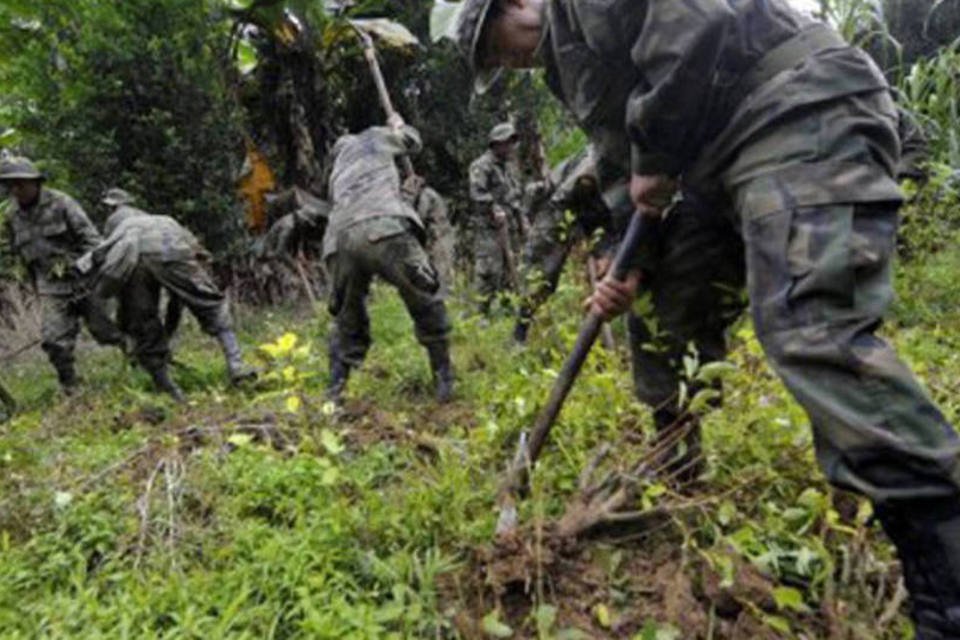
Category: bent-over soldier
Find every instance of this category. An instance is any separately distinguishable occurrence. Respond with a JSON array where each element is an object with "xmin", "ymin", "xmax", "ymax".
[
  {"xmin": 323, "ymin": 117, "xmax": 454, "ymax": 403},
  {"xmin": 84, "ymin": 189, "xmax": 254, "ymax": 401},
  {"xmin": 459, "ymin": 0, "xmax": 960, "ymax": 635}
]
